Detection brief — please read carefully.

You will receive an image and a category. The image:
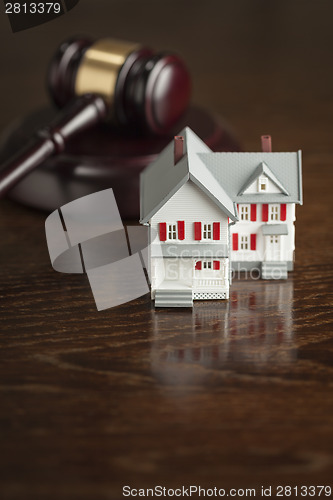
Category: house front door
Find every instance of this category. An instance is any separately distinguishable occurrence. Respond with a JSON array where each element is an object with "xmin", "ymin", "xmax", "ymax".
[
  {"xmin": 265, "ymin": 235, "xmax": 281, "ymax": 261},
  {"xmin": 163, "ymin": 258, "xmax": 192, "ymax": 285},
  {"xmin": 164, "ymin": 259, "xmax": 180, "ymax": 281}
]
